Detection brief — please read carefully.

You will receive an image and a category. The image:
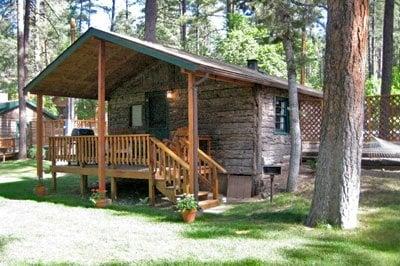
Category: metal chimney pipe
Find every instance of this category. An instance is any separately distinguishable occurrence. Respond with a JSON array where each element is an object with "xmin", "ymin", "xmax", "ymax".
[{"xmin": 247, "ymin": 59, "xmax": 258, "ymax": 70}]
